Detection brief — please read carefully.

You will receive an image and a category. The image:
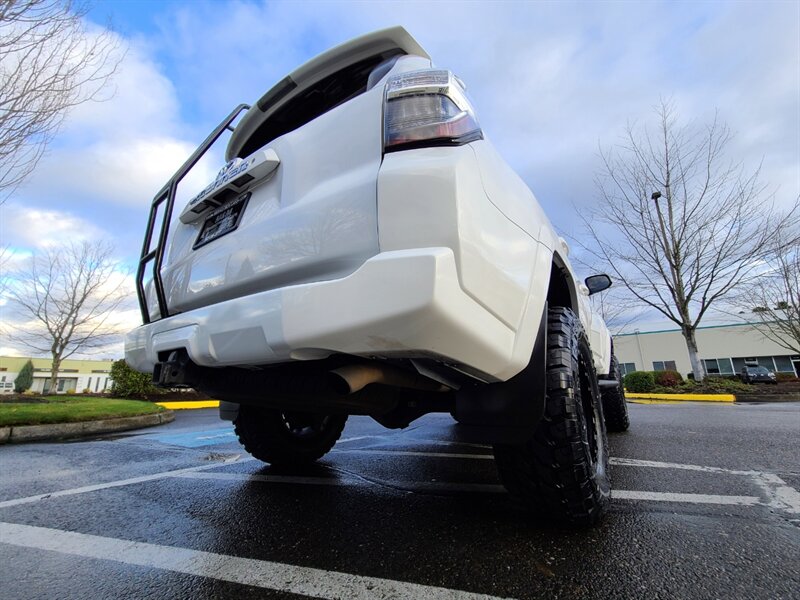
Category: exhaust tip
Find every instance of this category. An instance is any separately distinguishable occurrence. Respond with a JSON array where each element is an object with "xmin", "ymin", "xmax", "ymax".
[{"xmin": 327, "ymin": 372, "xmax": 354, "ymax": 396}]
